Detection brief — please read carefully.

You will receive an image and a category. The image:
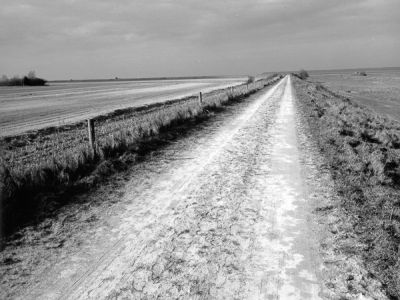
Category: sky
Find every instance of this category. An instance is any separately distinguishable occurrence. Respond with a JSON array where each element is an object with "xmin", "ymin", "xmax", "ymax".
[{"xmin": 0, "ymin": 0, "xmax": 399, "ymax": 80}]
